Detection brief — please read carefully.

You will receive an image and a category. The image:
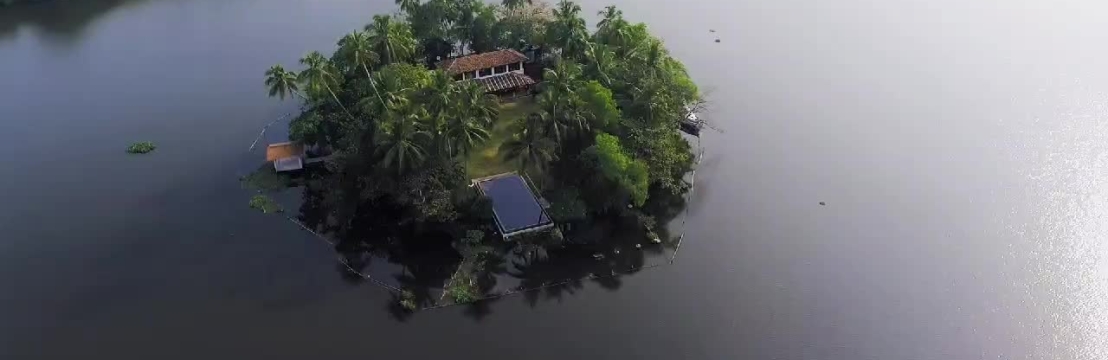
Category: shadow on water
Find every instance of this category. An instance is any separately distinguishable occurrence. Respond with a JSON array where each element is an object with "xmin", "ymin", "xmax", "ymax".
[
  {"xmin": 0, "ymin": 0, "xmax": 152, "ymax": 42},
  {"xmin": 248, "ymin": 161, "xmax": 688, "ymax": 321}
]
